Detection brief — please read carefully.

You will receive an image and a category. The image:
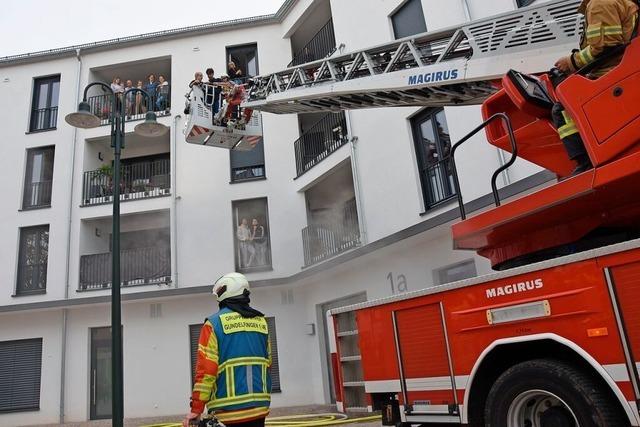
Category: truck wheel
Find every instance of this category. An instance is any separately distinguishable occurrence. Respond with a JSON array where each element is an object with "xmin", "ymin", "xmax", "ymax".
[{"xmin": 484, "ymin": 359, "xmax": 624, "ymax": 427}]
